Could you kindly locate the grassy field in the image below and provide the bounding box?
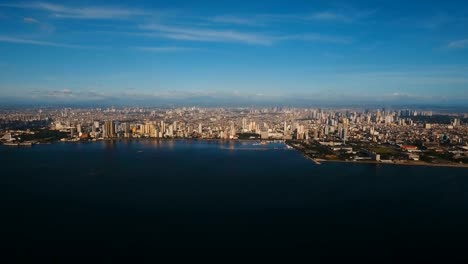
[367,146,400,155]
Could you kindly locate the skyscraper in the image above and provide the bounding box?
[341,127,348,144]
[104,120,115,138]
[122,123,130,138]
[230,123,235,137]
[161,121,165,134]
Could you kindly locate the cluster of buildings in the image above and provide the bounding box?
[1,107,467,164]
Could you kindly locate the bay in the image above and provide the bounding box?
[1,140,467,259]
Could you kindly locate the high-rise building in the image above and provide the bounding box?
[104,120,115,138]
[230,123,235,137]
[152,126,159,138]
[161,120,165,133]
[122,123,130,138]
[341,127,348,144]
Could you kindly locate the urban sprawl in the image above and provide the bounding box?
[1,107,467,167]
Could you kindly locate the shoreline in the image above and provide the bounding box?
[2,138,467,168]
[288,142,468,169]
[318,159,468,168]
[1,137,279,144]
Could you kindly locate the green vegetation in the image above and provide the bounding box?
[286,140,334,159]
[367,146,399,155]
[237,133,260,140]
[19,130,68,143]
[419,150,467,164]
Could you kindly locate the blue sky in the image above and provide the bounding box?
[0,0,467,105]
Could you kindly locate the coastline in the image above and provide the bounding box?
[2,138,467,169]
[286,142,468,169]
[1,137,278,145]
[318,159,468,168]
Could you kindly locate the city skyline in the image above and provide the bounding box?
[1,105,467,167]
[0,0,467,105]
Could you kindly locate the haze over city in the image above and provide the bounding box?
[0,0,467,106]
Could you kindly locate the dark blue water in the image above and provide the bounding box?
[1,140,468,260]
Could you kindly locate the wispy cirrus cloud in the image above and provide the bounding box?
[258,9,372,24]
[208,15,264,26]
[1,2,149,19]
[23,17,39,23]
[306,11,353,22]
[278,33,353,44]
[139,23,352,45]
[206,10,370,27]
[0,35,86,48]
[136,46,198,52]
[22,16,55,33]
[1,2,362,47]
[447,39,468,49]
[140,24,274,45]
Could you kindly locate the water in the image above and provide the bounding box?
[1,140,467,260]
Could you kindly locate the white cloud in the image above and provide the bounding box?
[278,33,353,44]
[201,10,365,28]
[22,16,55,33]
[136,46,197,52]
[1,2,148,19]
[209,15,262,26]
[139,24,352,45]
[2,2,362,47]
[23,17,39,23]
[307,12,352,22]
[0,35,85,48]
[258,9,372,24]
[140,24,273,45]
[448,39,468,49]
